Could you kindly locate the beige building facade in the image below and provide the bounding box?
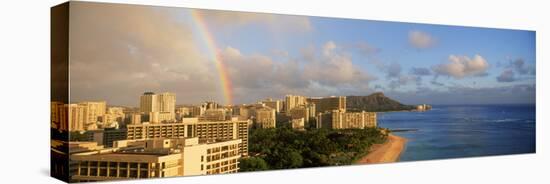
[317,110,377,129]
[126,119,250,156]
[69,137,241,182]
[284,95,307,114]
[254,107,276,128]
[308,96,346,114]
[140,92,176,120]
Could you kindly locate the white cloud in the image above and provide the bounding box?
[303,41,375,86]
[409,30,436,49]
[218,42,375,103]
[432,54,489,79]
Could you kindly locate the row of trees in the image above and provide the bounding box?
[239,127,386,171]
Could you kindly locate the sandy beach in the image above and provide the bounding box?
[356,134,408,164]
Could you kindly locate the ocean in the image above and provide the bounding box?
[378,104,536,161]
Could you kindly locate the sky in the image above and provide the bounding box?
[68,2,536,106]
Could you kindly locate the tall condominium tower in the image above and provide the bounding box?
[284,95,307,114]
[139,92,176,122]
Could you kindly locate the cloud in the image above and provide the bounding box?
[218,41,375,103]
[386,62,402,78]
[430,80,445,87]
[388,75,420,89]
[409,30,436,49]
[410,67,432,76]
[432,54,489,79]
[69,2,224,106]
[386,84,535,105]
[354,42,380,56]
[372,62,425,89]
[70,0,372,107]
[195,9,312,33]
[497,69,516,82]
[303,41,375,86]
[508,58,535,75]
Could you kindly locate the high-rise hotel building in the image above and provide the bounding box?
[140,92,158,112]
[68,104,85,131]
[51,101,68,131]
[126,118,250,156]
[60,101,106,131]
[140,92,176,123]
[79,101,107,126]
[316,110,377,129]
[254,107,276,128]
[308,96,346,114]
[284,95,307,114]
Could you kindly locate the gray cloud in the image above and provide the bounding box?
[354,42,381,56]
[69,2,223,106]
[509,58,535,75]
[495,58,534,83]
[432,54,490,79]
[410,67,432,76]
[386,62,402,78]
[409,30,436,49]
[387,84,535,105]
[497,69,516,82]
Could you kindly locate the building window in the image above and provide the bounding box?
[201,156,204,162]
[201,164,204,171]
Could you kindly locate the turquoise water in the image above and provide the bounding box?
[378,104,536,161]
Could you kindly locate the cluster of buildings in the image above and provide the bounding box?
[416,104,432,111]
[53,92,378,182]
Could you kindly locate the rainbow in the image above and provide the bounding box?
[189,10,233,105]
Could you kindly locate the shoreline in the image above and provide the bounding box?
[355,134,408,164]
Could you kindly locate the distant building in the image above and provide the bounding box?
[284,95,307,114]
[254,107,276,128]
[68,104,85,131]
[140,92,158,112]
[289,104,315,124]
[78,101,107,130]
[149,111,174,124]
[202,101,219,110]
[308,96,346,113]
[70,128,127,148]
[316,110,377,129]
[199,109,229,121]
[261,98,283,113]
[69,137,241,182]
[175,107,190,120]
[140,92,176,120]
[102,107,125,125]
[103,128,127,147]
[237,106,252,121]
[291,118,305,130]
[189,105,206,117]
[128,113,141,125]
[51,101,68,131]
[416,104,432,111]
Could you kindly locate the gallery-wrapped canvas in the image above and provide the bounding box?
[51,1,536,183]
